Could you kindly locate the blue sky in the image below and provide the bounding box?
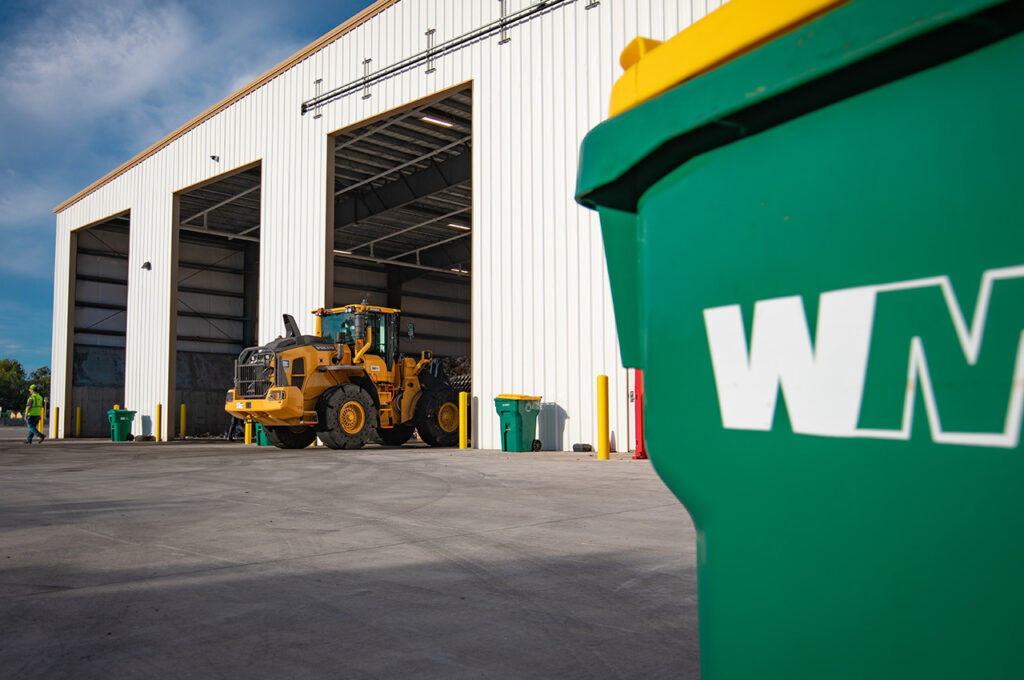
[0,0,373,371]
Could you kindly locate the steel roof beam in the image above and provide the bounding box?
[333,100,440,153]
[335,156,396,176]
[333,251,468,277]
[335,152,470,228]
[341,138,426,166]
[344,125,450,159]
[366,122,466,150]
[389,231,470,260]
[178,224,260,243]
[334,136,470,197]
[181,183,260,224]
[341,206,468,251]
[413,191,471,209]
[332,93,470,153]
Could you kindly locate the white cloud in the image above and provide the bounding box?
[0,224,54,279]
[0,1,198,125]
[0,0,310,283]
[228,70,262,93]
[0,173,63,229]
[0,0,313,157]
[0,0,350,366]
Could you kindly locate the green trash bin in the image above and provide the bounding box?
[254,422,272,447]
[493,394,542,452]
[577,1,1024,678]
[106,409,136,442]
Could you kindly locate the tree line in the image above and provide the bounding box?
[0,359,50,412]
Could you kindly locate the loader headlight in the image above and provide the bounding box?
[225,390,235,402]
[268,389,286,401]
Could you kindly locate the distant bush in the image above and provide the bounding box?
[0,359,49,412]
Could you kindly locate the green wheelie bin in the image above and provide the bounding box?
[254,422,273,446]
[576,0,1024,678]
[107,409,136,442]
[494,394,542,452]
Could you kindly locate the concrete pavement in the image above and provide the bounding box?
[0,428,698,679]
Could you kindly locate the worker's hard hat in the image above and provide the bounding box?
[29,384,36,390]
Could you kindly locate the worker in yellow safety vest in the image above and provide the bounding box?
[24,384,45,444]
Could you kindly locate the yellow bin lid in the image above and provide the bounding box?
[610,0,849,116]
[496,394,542,401]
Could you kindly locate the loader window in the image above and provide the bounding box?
[321,313,356,346]
[320,311,388,360]
[368,313,388,356]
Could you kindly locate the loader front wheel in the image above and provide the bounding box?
[317,384,377,450]
[264,425,317,449]
[414,386,459,447]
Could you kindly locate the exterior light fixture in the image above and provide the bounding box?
[141,261,152,270]
[334,249,352,255]
[421,116,454,127]
[448,223,470,230]
[449,267,469,274]
[210,155,220,162]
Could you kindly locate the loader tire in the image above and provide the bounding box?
[414,386,459,447]
[377,424,414,447]
[317,384,377,450]
[264,425,316,449]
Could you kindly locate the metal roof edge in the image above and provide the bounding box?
[54,0,401,215]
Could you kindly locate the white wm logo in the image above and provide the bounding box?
[703,265,1024,448]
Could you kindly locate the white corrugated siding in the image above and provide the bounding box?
[52,0,724,446]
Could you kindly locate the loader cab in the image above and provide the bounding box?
[315,304,399,368]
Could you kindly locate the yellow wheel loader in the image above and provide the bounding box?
[225,303,461,450]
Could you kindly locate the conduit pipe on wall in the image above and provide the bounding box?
[301,0,586,114]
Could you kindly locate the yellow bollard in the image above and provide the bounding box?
[156,403,162,442]
[53,406,59,439]
[244,419,253,445]
[459,391,469,449]
[75,406,81,438]
[41,406,46,438]
[180,404,186,439]
[597,375,610,460]
[114,404,120,410]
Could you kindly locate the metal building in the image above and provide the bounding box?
[51,0,721,448]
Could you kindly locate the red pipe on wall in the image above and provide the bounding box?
[633,370,647,460]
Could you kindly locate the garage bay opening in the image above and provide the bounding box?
[68,211,130,436]
[327,86,473,422]
[172,163,261,438]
